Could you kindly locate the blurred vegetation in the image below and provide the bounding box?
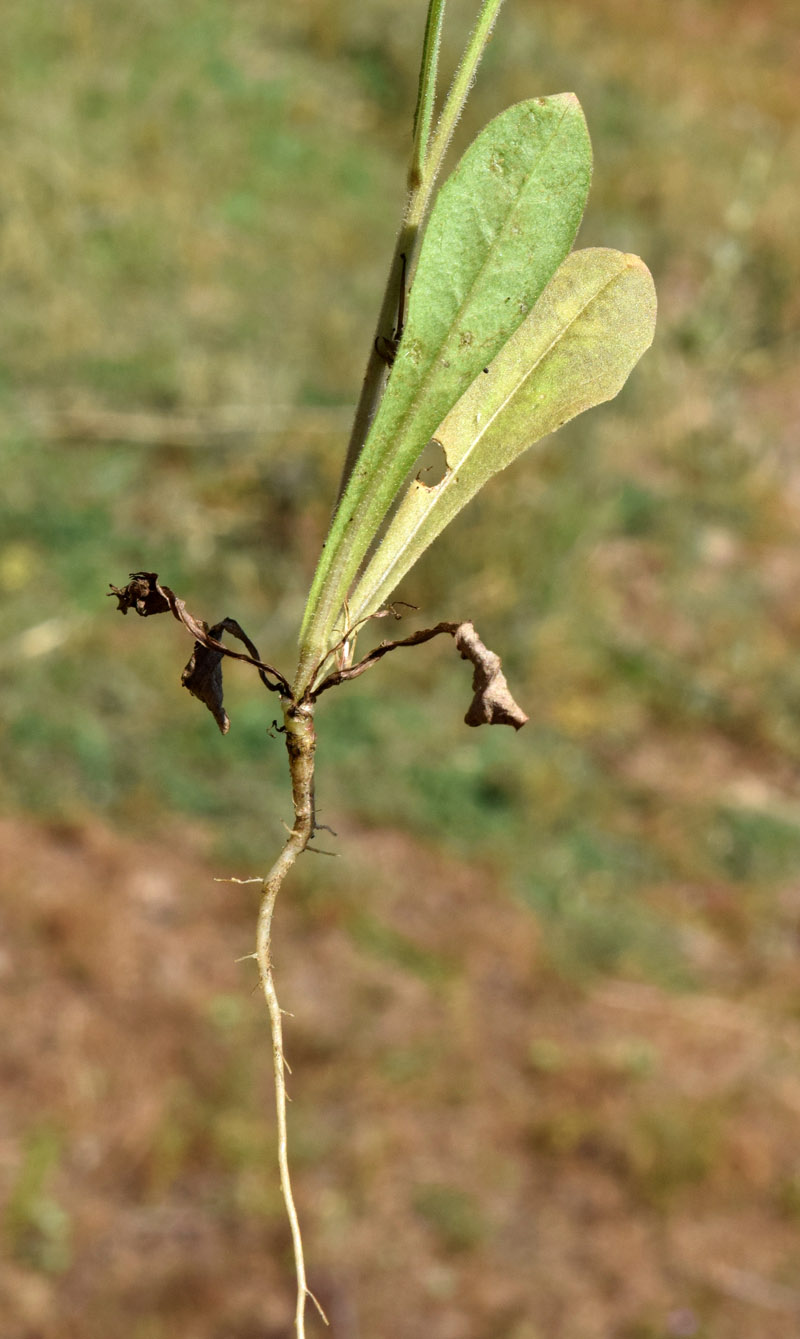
[2,0,800,989]
[4,1124,72,1274]
[3,5,800,1335]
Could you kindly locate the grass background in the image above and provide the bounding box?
[2,1,800,1335]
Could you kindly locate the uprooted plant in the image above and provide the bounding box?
[109,1,656,1333]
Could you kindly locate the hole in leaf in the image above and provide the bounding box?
[414,438,449,488]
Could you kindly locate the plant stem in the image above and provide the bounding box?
[296,0,507,697]
[330,221,414,512]
[332,0,505,515]
[423,0,505,199]
[256,698,326,1337]
[410,0,447,189]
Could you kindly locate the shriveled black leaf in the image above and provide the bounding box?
[108,572,291,731]
[108,572,291,704]
[108,571,170,617]
[109,574,527,729]
[181,622,230,734]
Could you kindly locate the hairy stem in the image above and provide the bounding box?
[331,220,415,512]
[332,0,505,515]
[410,0,447,188]
[423,0,505,195]
[256,698,326,1337]
[297,1,507,696]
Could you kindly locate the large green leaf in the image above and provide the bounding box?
[347,248,657,625]
[298,94,593,674]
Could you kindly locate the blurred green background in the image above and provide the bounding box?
[3,2,800,1336]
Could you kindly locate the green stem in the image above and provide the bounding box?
[297,0,507,697]
[423,0,506,198]
[410,0,447,189]
[332,0,446,518]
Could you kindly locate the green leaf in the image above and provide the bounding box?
[298,94,593,678]
[348,248,657,624]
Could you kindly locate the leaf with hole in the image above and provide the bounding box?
[299,93,593,666]
[347,248,657,624]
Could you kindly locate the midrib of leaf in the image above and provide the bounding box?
[421,98,573,338]
[350,263,626,614]
[387,99,577,430]
[353,100,577,492]
[348,250,658,628]
[445,265,622,449]
[299,99,587,669]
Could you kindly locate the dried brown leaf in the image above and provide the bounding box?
[108,572,290,730]
[454,622,529,730]
[181,623,230,735]
[108,572,170,617]
[316,616,527,729]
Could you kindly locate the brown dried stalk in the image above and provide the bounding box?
[109,571,526,1335]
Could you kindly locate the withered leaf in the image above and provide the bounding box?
[453,622,529,730]
[181,621,230,735]
[315,616,527,729]
[108,572,170,617]
[108,572,291,730]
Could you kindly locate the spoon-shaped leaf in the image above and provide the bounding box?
[347,248,657,627]
[298,93,593,677]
